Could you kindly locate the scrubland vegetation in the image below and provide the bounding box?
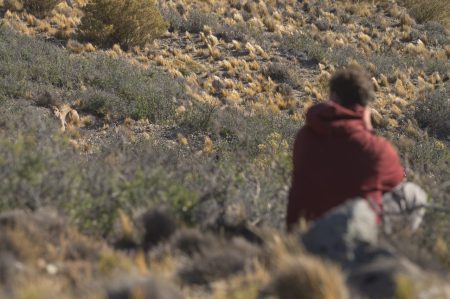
[0,0,448,298]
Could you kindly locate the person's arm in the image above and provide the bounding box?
[377,140,405,192]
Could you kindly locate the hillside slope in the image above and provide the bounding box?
[0,0,449,298]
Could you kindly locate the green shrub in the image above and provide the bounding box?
[77,0,168,49]
[22,0,60,18]
[0,26,181,122]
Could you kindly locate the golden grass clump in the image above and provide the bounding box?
[77,0,168,49]
[271,255,349,299]
[67,39,85,54]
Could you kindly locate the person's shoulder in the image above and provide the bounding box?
[369,134,400,160]
[296,123,315,139]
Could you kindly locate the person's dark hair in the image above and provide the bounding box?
[329,66,375,108]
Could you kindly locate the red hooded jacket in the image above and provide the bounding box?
[287,101,404,231]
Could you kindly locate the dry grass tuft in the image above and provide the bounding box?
[271,255,349,299]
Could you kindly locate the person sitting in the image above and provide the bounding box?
[286,66,426,232]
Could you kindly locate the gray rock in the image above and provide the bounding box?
[348,246,422,299]
[382,182,428,234]
[302,199,378,265]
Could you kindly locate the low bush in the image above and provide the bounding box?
[0,26,181,122]
[280,33,327,64]
[162,9,220,34]
[3,0,24,12]
[423,22,450,47]
[414,85,450,140]
[262,62,303,88]
[22,0,60,18]
[263,63,292,84]
[402,0,450,27]
[77,0,167,49]
[183,10,219,34]
[160,7,185,33]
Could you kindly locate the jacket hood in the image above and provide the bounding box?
[306,101,367,136]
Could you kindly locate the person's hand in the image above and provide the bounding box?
[363,107,373,131]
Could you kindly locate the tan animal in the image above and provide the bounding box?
[52,104,80,132]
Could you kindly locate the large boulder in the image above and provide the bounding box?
[300,198,432,299]
[302,198,378,266]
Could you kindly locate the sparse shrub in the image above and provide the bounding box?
[414,85,450,140]
[178,102,217,134]
[22,0,60,18]
[161,8,223,35]
[276,83,293,96]
[77,0,167,49]
[3,0,23,12]
[391,132,449,184]
[402,0,450,27]
[209,107,298,157]
[263,63,291,83]
[215,22,250,42]
[262,62,302,88]
[255,131,291,167]
[171,228,216,256]
[0,26,181,122]
[184,10,219,33]
[178,237,259,285]
[327,47,435,78]
[78,89,112,117]
[280,33,326,64]
[160,6,185,33]
[423,22,450,46]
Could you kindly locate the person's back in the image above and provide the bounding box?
[287,66,404,231]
